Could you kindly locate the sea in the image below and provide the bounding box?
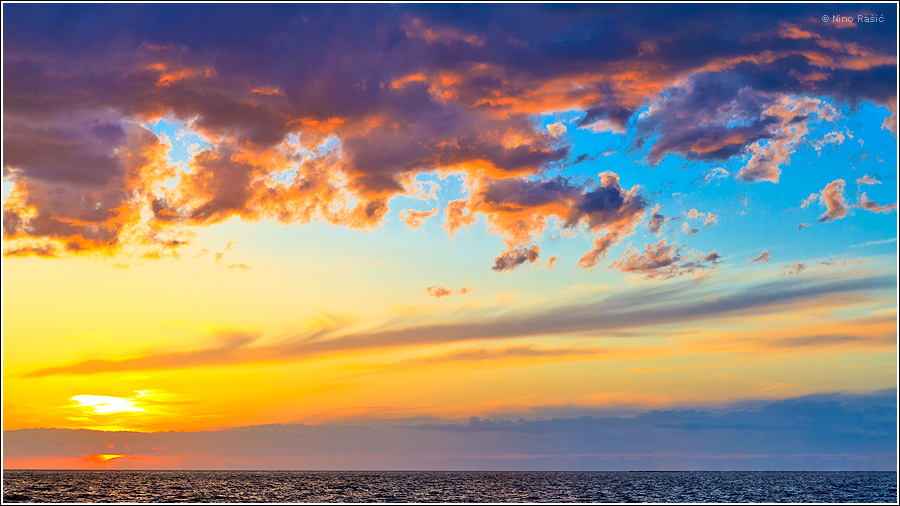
[2,470,897,503]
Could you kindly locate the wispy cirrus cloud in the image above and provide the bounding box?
[24,269,895,377]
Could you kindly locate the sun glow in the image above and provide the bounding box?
[88,454,128,462]
[71,395,146,414]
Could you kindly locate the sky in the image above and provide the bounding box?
[2,3,898,471]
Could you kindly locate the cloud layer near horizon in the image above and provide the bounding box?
[4,390,895,471]
[3,4,896,267]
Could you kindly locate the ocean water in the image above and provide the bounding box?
[2,470,897,503]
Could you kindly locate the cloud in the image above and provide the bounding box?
[800,193,819,208]
[574,173,648,269]
[857,193,897,215]
[635,72,846,185]
[23,269,896,377]
[406,344,606,367]
[3,113,186,257]
[227,263,251,270]
[4,4,894,262]
[4,390,895,471]
[442,199,476,237]
[546,256,558,270]
[426,286,453,298]
[810,130,846,156]
[637,73,780,165]
[546,122,567,137]
[817,179,850,222]
[466,172,647,268]
[476,173,643,243]
[702,167,729,185]
[25,333,263,377]
[403,16,484,47]
[399,208,439,229]
[850,238,897,248]
[737,96,837,183]
[581,119,625,135]
[215,240,235,263]
[685,208,717,227]
[798,223,811,230]
[817,254,862,268]
[856,175,881,186]
[425,285,473,298]
[810,179,849,223]
[750,251,771,264]
[609,239,720,280]
[647,204,667,236]
[410,390,897,438]
[491,245,540,272]
[800,175,897,223]
[682,222,699,235]
[2,244,58,258]
[572,151,615,165]
[782,262,806,276]
[882,96,898,136]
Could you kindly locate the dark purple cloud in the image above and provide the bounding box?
[468,173,647,266]
[491,245,541,272]
[3,3,896,259]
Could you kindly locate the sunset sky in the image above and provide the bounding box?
[2,3,898,470]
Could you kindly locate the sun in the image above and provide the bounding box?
[71,395,146,415]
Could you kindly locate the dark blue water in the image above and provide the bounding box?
[2,470,897,502]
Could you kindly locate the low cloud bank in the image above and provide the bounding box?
[4,390,895,471]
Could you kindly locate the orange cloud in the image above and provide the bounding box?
[251,87,284,96]
[425,285,473,298]
[144,62,216,87]
[399,208,438,229]
[404,17,484,47]
[443,199,476,237]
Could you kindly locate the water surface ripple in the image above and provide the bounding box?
[3,470,897,503]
